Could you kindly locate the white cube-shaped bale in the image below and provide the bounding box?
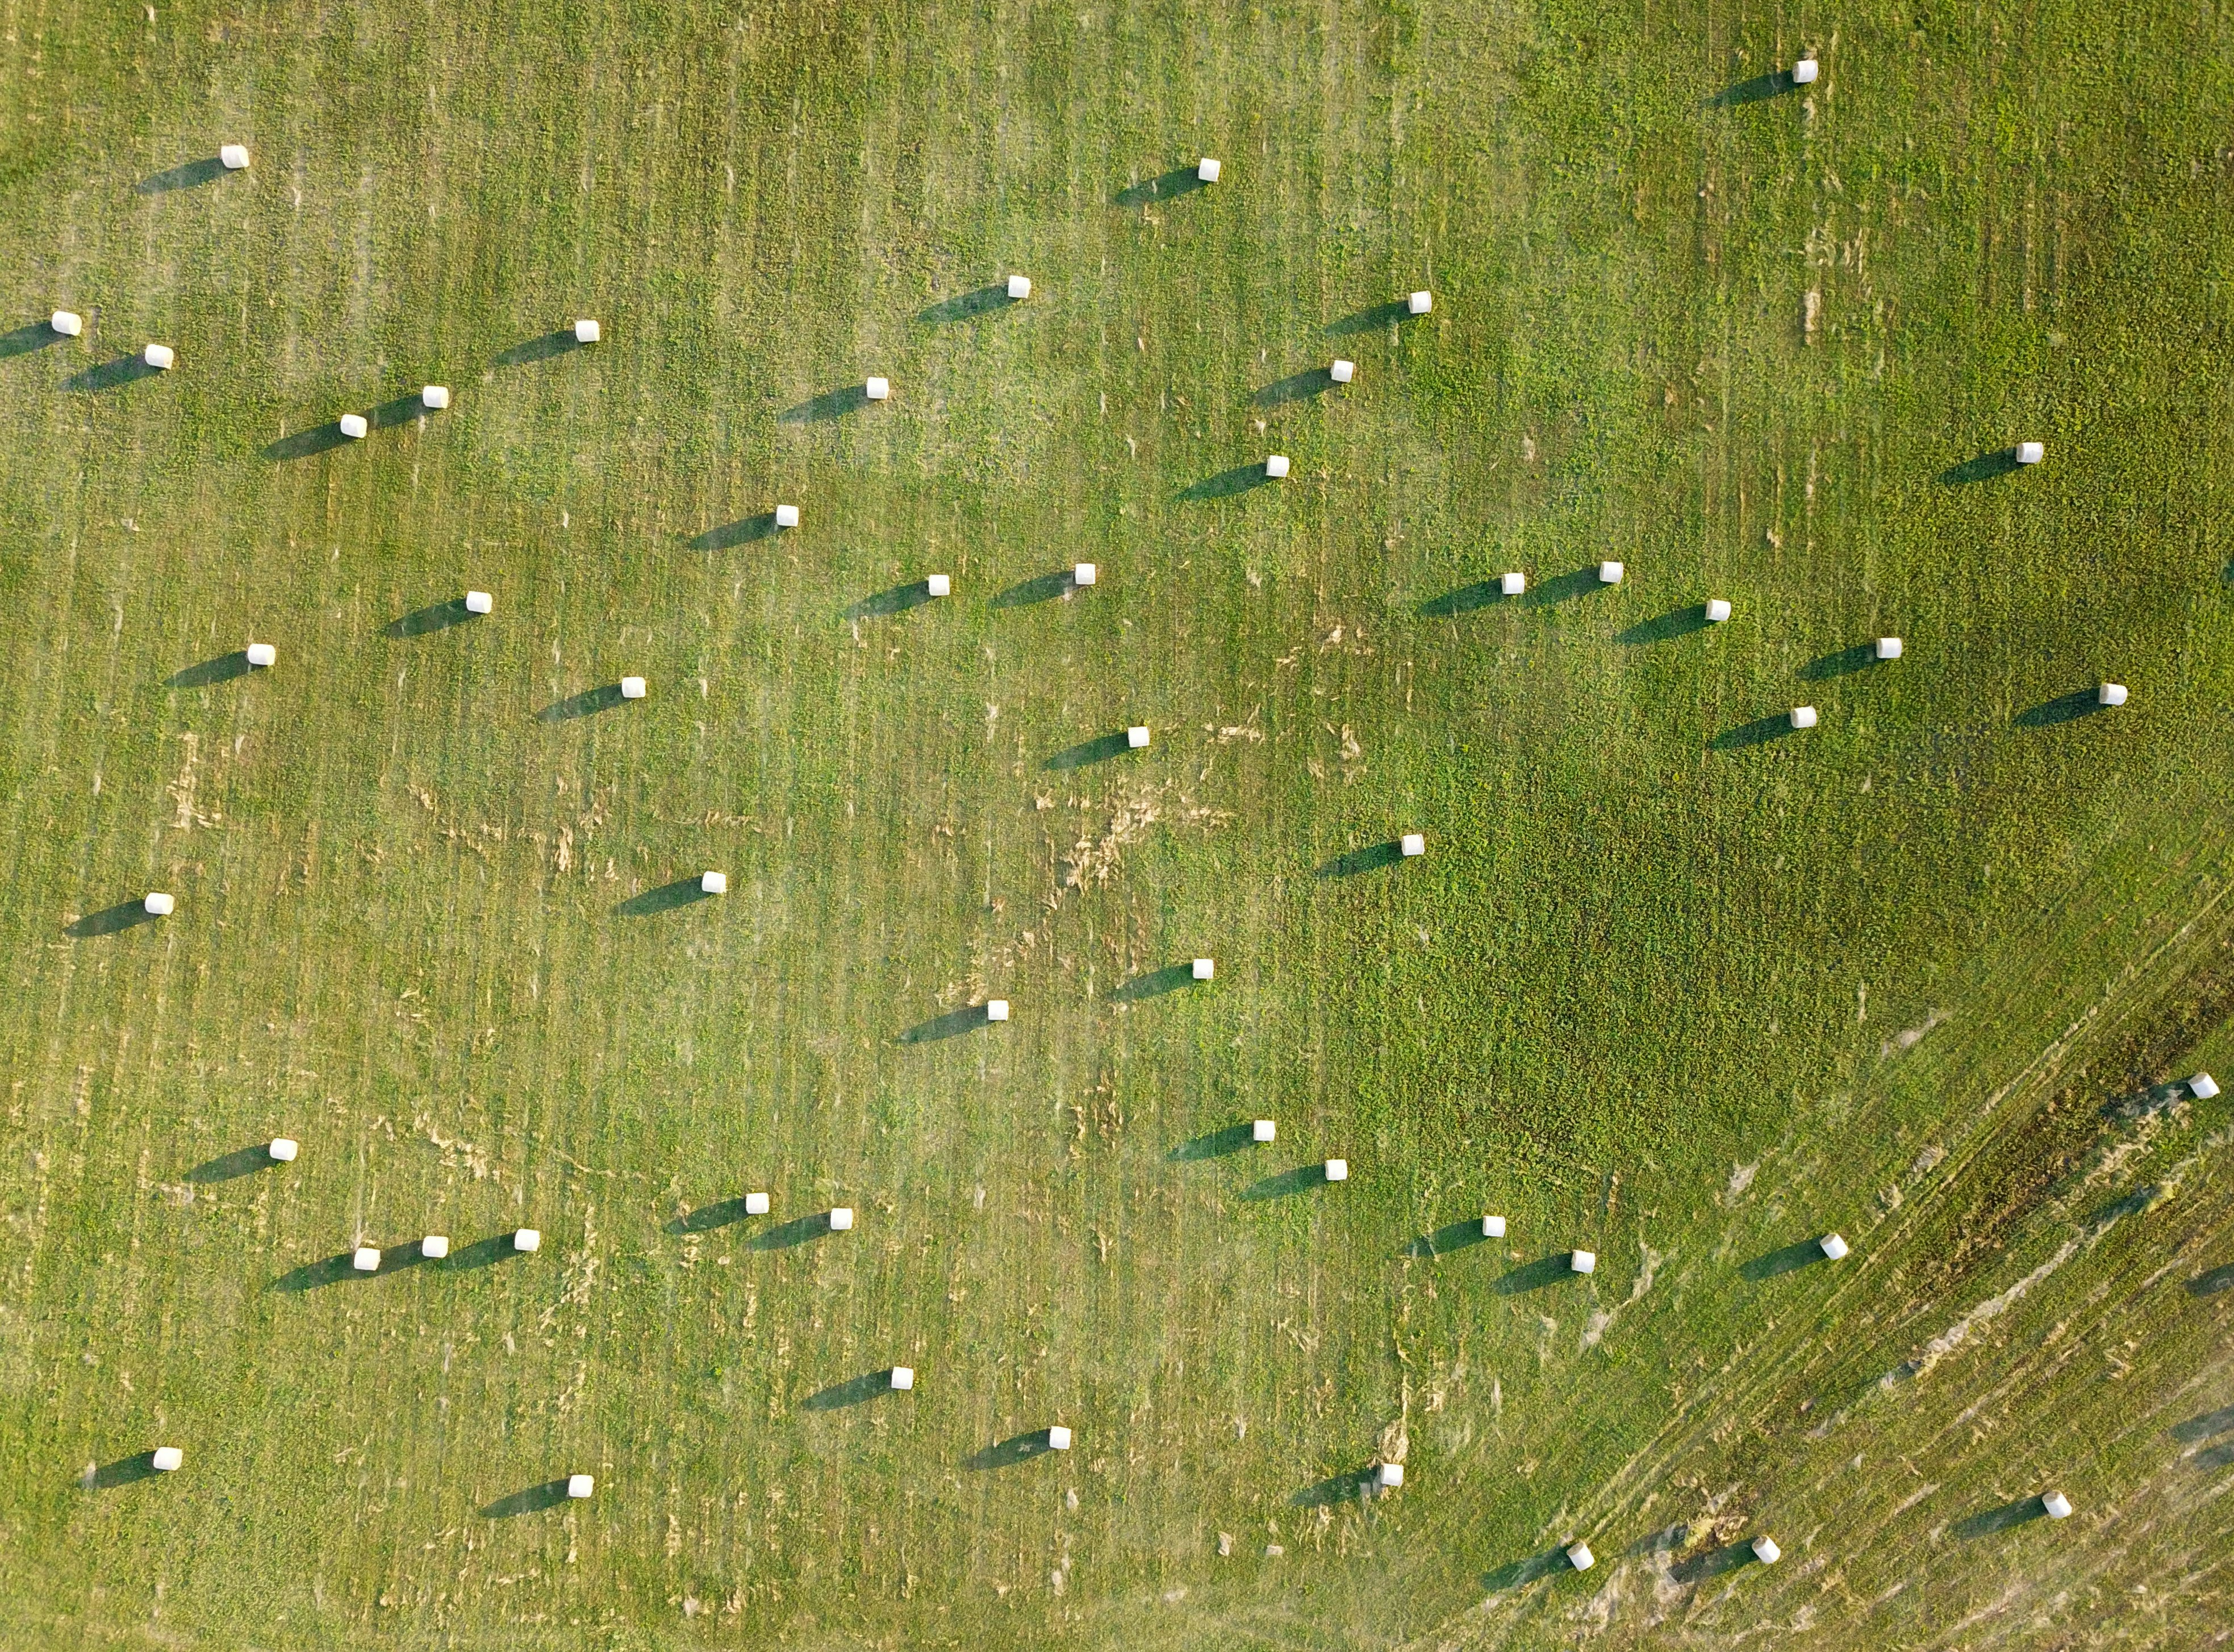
[2098,682,2128,707]
[1196,157,1221,183]
[353,1246,382,1273]
[865,376,890,401]
[220,144,251,170]
[143,891,176,916]
[1483,1214,1507,1239]
[985,999,1010,1022]
[1375,1463,1404,1488]
[1330,358,1355,384]
[573,319,600,344]
[1752,1535,1783,1564]
[1598,560,1624,583]
[1007,275,1032,300]
[1571,1249,1597,1274]
[774,503,800,528]
[2190,1073,2220,1101]
[2016,440,2045,465]
[1265,454,1290,479]
[51,310,82,337]
[1323,1159,1350,1182]
[926,574,951,597]
[465,590,494,615]
[245,642,277,668]
[744,1192,771,1215]
[420,1235,449,1259]
[619,676,647,699]
[890,1366,916,1391]
[2043,1490,2073,1520]
[1792,58,1819,84]
[1501,570,1527,596]
[152,1446,185,1472]
[1706,598,1732,623]
[1790,705,1819,729]
[1567,1542,1596,1572]
[1127,725,1151,748]
[1400,833,1426,857]
[1819,1232,1850,1261]
[1192,958,1214,981]
[512,1227,541,1252]
[420,385,450,410]
[829,1207,854,1230]
[1072,562,1097,586]
[1876,636,1903,660]
[143,343,176,370]
[268,1137,298,1162]
[339,413,368,440]
[1407,290,1433,315]
[700,871,728,896]
[567,1474,595,1499]
[1252,1119,1276,1142]
[1047,1425,1074,1450]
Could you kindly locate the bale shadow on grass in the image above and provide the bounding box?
[268,1252,360,1293]
[166,651,252,688]
[1315,841,1403,878]
[263,423,353,461]
[989,570,1076,610]
[185,1145,279,1183]
[1419,582,1510,618]
[1046,731,1135,771]
[1252,369,1337,408]
[1491,1254,1578,1295]
[1168,1123,1257,1162]
[1526,566,1611,606]
[495,331,583,368]
[899,1005,993,1044]
[802,1371,902,1411]
[779,384,872,424]
[1239,1164,1335,1202]
[1799,643,1880,681]
[1705,70,1796,107]
[482,1480,571,1518]
[2187,1262,2234,1297]
[1108,964,1195,1003]
[445,1234,529,1272]
[1710,715,1799,752]
[83,1452,162,1490]
[1953,1496,2048,1540]
[1291,1470,1369,1507]
[2171,1404,2234,1445]
[614,878,716,917]
[1113,167,1208,207]
[1403,1220,1496,1260]
[536,684,627,723]
[665,1198,758,1236]
[1326,299,1413,336]
[1740,1240,1828,1281]
[1179,464,1275,502]
[1670,1543,1759,1584]
[963,1430,1064,1470]
[368,394,432,431]
[844,581,940,619]
[1939,448,2022,486]
[2196,1441,2234,1471]
[137,156,229,194]
[690,514,780,552]
[383,599,475,639]
[68,356,162,393]
[2014,691,2103,728]
[1482,1547,1573,1591]
[0,320,66,358]
[748,1214,836,1251]
[1617,606,1713,646]
[66,901,162,938]
[918,285,1019,324]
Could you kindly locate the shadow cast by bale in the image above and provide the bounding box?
[481,1480,571,1518]
[1291,1470,1370,1508]
[83,1452,163,1490]
[185,1145,279,1183]
[1046,732,1135,771]
[383,599,475,640]
[1315,841,1403,879]
[1705,70,1795,107]
[990,570,1076,610]
[263,423,352,461]
[1252,369,1337,408]
[1492,1254,1577,1295]
[1239,1164,1335,1202]
[366,394,430,431]
[1710,715,1798,752]
[748,1214,835,1251]
[779,385,872,424]
[1419,582,1509,618]
[802,1371,902,1411]
[536,685,627,723]
[66,901,162,938]
[68,356,162,393]
[1617,606,1713,646]
[918,285,1018,324]
[1168,1123,1256,1162]
[1953,1497,2047,1540]
[1740,1240,1827,1281]
[166,651,252,688]
[665,1198,757,1236]
[690,514,779,552]
[2172,1404,2234,1445]
[1113,166,1208,207]
[268,1252,361,1294]
[964,1430,1065,1470]
[1525,566,1609,607]
[0,320,65,359]
[1482,1548,1572,1591]
[2197,1440,2234,1471]
[844,581,940,619]
[1671,1543,1759,1584]
[445,1234,527,1272]
[495,331,582,368]
[1179,464,1275,502]
[615,878,716,917]
[1326,299,1412,337]
[899,1004,992,1044]
[1940,448,2022,486]
[2014,690,2102,729]
[2187,1262,2234,1297]
[1404,1220,1496,1260]
[1800,643,1880,681]
[1109,964,1195,1003]
[137,156,228,194]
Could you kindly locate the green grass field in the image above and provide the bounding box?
[6,2,2234,1647]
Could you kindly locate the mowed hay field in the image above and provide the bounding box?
[5,2,2234,1648]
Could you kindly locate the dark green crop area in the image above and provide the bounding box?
[5,3,2234,1648]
